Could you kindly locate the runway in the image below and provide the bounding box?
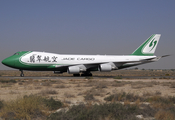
[1,76,175,80]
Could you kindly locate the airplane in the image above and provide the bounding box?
[2,34,167,77]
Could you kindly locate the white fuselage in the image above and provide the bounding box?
[20,51,156,67]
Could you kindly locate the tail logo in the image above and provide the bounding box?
[149,38,157,52]
[132,34,160,56]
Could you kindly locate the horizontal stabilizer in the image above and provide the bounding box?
[161,55,171,58]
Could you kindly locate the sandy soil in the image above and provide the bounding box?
[0,77,175,106]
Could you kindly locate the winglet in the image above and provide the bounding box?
[131,34,161,56]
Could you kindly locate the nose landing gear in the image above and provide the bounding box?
[20,70,24,77]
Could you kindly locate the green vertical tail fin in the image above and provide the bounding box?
[131,34,161,56]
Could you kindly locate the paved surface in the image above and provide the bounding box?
[1,76,175,80]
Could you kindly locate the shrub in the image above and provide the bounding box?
[155,91,162,95]
[147,96,171,104]
[39,89,58,95]
[169,96,175,104]
[48,103,139,120]
[146,96,175,109]
[0,79,17,83]
[42,97,63,110]
[155,110,175,120]
[0,100,3,109]
[165,73,170,76]
[84,94,95,101]
[104,92,143,102]
[114,75,122,79]
[142,92,153,97]
[85,87,106,97]
[0,95,47,120]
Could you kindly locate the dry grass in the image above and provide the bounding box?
[84,79,98,87]
[54,84,67,88]
[170,82,175,88]
[75,83,81,87]
[1,84,12,88]
[39,89,58,95]
[161,82,172,86]
[142,91,154,97]
[84,80,109,89]
[84,94,95,101]
[64,92,75,98]
[9,90,18,94]
[0,95,48,120]
[124,100,130,105]
[131,81,158,89]
[34,86,42,89]
[155,91,162,95]
[155,110,175,120]
[84,87,107,97]
[0,70,175,119]
[40,82,52,86]
[152,102,172,109]
[104,92,143,102]
[112,80,130,87]
[147,96,175,110]
[95,81,108,89]
[18,82,23,85]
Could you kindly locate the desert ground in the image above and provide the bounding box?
[0,69,175,120]
[0,69,174,101]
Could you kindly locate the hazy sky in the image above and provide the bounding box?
[0,0,175,70]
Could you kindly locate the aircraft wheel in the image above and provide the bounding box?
[20,70,24,77]
[89,73,92,76]
[73,74,80,77]
[20,73,24,77]
[81,73,92,76]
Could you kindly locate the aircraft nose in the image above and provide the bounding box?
[2,57,15,67]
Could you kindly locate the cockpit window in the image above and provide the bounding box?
[13,53,19,55]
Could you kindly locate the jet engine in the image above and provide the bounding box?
[99,63,112,72]
[67,66,80,74]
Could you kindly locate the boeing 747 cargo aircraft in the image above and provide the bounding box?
[2,34,166,77]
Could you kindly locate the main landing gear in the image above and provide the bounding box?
[73,74,80,77]
[81,72,92,76]
[73,72,92,77]
[20,70,24,77]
